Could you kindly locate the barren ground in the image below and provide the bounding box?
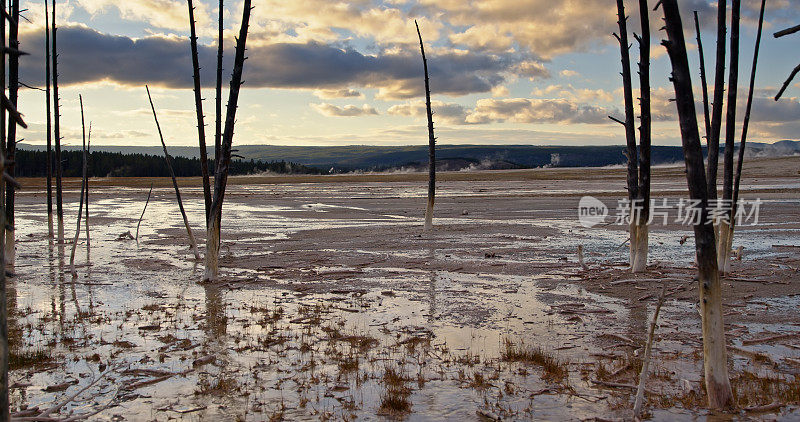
[7,156,800,421]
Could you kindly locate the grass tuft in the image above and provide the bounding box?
[501,338,568,382]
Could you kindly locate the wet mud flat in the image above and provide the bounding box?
[7,157,800,420]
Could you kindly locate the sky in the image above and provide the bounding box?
[12,0,800,149]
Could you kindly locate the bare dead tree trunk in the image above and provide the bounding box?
[694,11,712,143]
[146,85,201,261]
[633,286,666,417]
[5,0,18,269]
[85,124,91,250]
[631,0,651,273]
[136,183,153,243]
[188,0,211,223]
[1,3,8,416]
[718,0,740,275]
[415,20,436,232]
[204,0,252,282]
[660,0,733,409]
[52,0,64,244]
[215,0,223,169]
[728,0,765,269]
[706,0,727,203]
[70,95,88,279]
[614,0,640,269]
[45,0,54,240]
[213,0,224,247]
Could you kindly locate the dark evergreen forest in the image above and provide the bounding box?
[14,149,325,177]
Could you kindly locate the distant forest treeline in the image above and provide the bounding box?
[14,149,326,178]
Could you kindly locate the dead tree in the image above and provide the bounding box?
[85,124,91,249]
[0,8,5,415]
[136,183,153,242]
[612,0,652,272]
[0,2,26,416]
[212,0,224,247]
[188,0,211,222]
[215,0,224,168]
[728,0,766,272]
[45,0,54,239]
[52,0,65,244]
[70,96,88,279]
[706,0,727,203]
[415,20,436,232]
[5,0,19,268]
[774,20,800,100]
[660,0,733,409]
[694,11,712,142]
[632,0,651,273]
[718,0,740,275]
[146,85,200,261]
[204,0,252,282]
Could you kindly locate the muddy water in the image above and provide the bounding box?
[8,180,800,420]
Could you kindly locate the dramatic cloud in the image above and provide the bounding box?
[20,26,514,99]
[311,103,378,117]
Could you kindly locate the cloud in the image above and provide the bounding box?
[514,61,550,80]
[560,70,579,77]
[75,0,209,31]
[313,88,364,99]
[387,100,469,124]
[311,103,378,117]
[19,26,513,99]
[465,98,611,124]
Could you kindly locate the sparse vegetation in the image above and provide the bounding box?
[501,338,568,382]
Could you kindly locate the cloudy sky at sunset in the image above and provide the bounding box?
[14,0,800,149]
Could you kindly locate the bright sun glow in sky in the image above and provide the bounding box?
[13,0,800,148]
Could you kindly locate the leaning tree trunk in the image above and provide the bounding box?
[146,86,201,261]
[204,0,252,282]
[706,0,727,205]
[5,0,19,268]
[718,0,740,275]
[614,0,640,269]
[661,0,733,409]
[45,0,54,239]
[52,0,65,244]
[188,0,211,222]
[729,0,766,269]
[632,0,651,273]
[415,21,436,232]
[694,11,712,144]
[70,95,88,279]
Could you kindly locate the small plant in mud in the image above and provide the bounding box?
[501,338,568,382]
[197,375,239,396]
[9,348,52,370]
[469,371,492,390]
[338,354,360,373]
[378,365,412,416]
[452,351,481,367]
[731,370,800,409]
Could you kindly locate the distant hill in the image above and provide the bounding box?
[18,141,799,173]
